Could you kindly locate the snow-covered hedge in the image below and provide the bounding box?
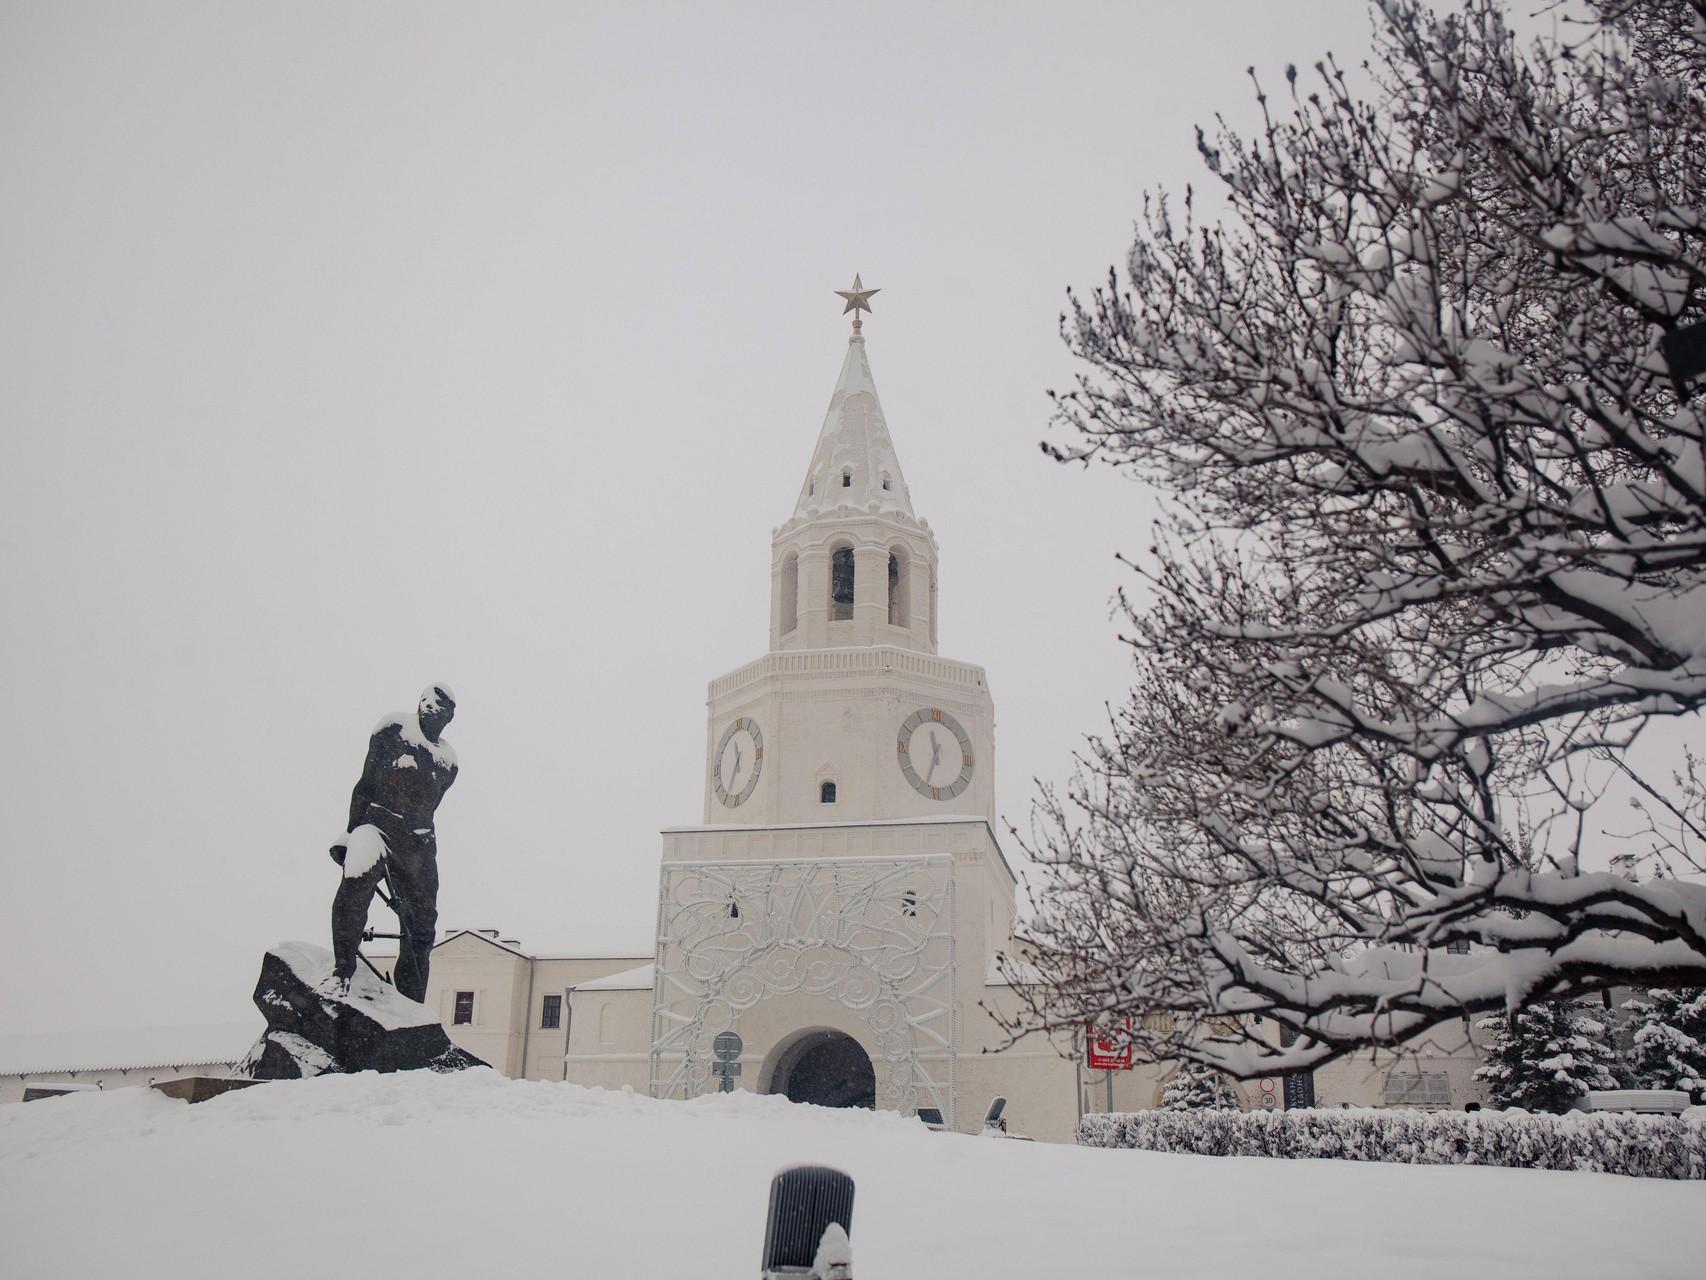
[1078,1107,1706,1180]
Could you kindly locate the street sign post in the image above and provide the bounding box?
[712,1031,743,1094]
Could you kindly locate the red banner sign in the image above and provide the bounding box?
[1087,1024,1132,1072]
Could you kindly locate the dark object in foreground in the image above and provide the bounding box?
[237,942,486,1079]
[151,1076,261,1104]
[761,1164,854,1278]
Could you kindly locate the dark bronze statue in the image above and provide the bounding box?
[329,684,458,1002]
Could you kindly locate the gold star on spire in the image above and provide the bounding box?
[835,273,880,333]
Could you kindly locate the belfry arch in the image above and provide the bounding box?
[779,551,799,635]
[829,544,856,621]
[887,546,910,628]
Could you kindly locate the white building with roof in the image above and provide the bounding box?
[0,1023,258,1103]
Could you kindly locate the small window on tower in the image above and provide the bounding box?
[820,780,837,804]
[842,468,852,488]
[728,897,741,920]
[901,890,918,918]
[881,473,892,491]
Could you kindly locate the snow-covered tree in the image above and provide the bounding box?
[1160,1060,1245,1111]
[1474,1002,1622,1112]
[1625,987,1706,1094]
[1000,0,1706,1079]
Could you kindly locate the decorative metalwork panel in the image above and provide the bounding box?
[649,855,956,1127]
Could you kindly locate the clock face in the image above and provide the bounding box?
[712,717,764,808]
[897,708,974,800]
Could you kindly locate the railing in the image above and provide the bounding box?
[708,647,987,700]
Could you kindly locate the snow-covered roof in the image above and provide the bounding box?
[792,334,915,521]
[425,930,652,962]
[434,929,530,958]
[662,813,995,834]
[0,1022,260,1076]
[573,963,656,991]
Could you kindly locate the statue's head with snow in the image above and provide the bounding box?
[418,683,455,742]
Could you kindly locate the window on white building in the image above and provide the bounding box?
[453,991,475,1025]
[540,994,561,1029]
[1383,1070,1451,1108]
[820,780,837,803]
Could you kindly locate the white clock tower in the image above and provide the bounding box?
[703,284,996,828]
[638,280,1042,1132]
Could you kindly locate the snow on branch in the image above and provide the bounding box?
[1008,0,1706,1078]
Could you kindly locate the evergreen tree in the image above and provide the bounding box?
[1160,1060,1243,1111]
[1624,988,1706,1097]
[1474,1002,1621,1112]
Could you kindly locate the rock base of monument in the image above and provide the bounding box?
[237,941,486,1080]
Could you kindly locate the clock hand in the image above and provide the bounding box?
[926,733,942,784]
[731,741,743,785]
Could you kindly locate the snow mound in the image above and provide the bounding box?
[3,1072,1702,1279]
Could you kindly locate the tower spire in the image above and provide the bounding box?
[792,286,913,521]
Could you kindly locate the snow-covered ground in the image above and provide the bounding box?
[3,1070,1701,1279]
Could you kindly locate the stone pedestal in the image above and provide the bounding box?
[237,941,486,1079]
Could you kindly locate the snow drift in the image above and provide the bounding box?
[4,1070,1704,1278]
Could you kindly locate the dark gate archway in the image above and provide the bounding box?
[768,1030,876,1109]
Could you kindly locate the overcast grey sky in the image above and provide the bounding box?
[2,1,1393,1035]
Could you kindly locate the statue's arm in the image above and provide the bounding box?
[345,729,390,831]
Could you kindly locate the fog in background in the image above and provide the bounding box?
[4,2,1408,1034]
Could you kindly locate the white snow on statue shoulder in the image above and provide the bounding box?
[393,755,417,770]
[275,941,439,1028]
[339,824,389,879]
[373,708,458,769]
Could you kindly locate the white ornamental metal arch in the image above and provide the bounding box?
[649,856,956,1127]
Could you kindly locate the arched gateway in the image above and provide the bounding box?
[767,1029,876,1109]
[647,854,958,1122]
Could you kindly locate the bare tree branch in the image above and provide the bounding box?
[1003,0,1706,1078]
